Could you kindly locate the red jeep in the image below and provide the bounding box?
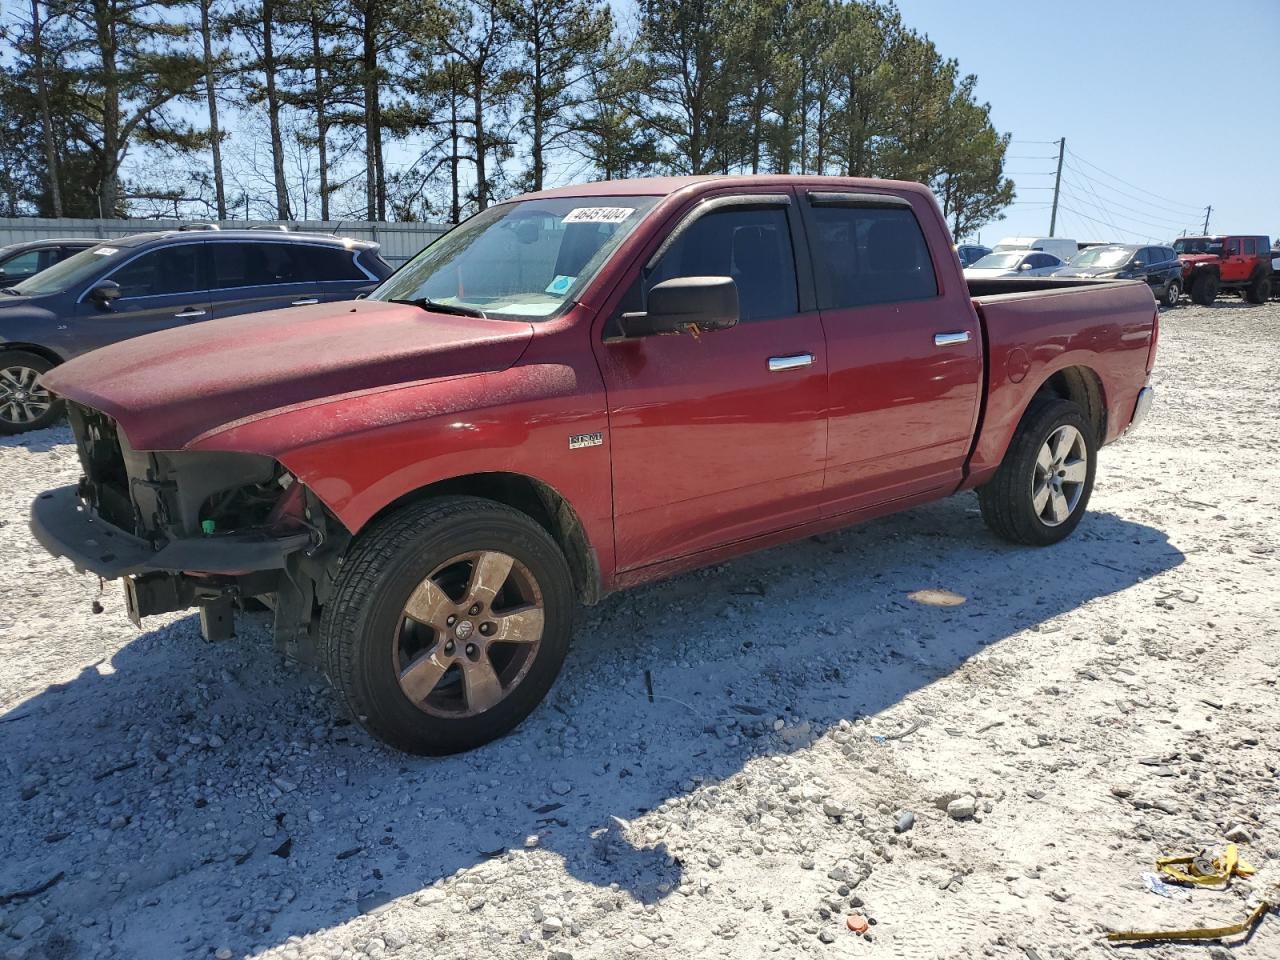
[31,175,1158,755]
[1173,235,1273,304]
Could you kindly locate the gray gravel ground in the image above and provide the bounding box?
[1,300,1277,960]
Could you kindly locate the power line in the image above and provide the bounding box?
[1062,160,1204,221]
[1062,172,1192,228]
[1065,148,1203,214]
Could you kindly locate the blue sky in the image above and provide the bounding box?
[893,0,1280,244]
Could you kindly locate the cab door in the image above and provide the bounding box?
[798,190,982,515]
[74,242,212,353]
[1220,238,1247,282]
[595,191,829,571]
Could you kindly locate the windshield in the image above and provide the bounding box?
[1069,247,1132,268]
[1173,237,1223,256]
[970,252,1024,269]
[10,244,123,296]
[371,196,660,320]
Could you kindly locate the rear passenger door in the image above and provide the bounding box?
[74,242,212,352]
[800,191,982,516]
[209,241,316,319]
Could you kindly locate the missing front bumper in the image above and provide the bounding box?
[30,484,312,579]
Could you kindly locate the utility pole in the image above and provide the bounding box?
[1048,137,1065,237]
[1202,205,1212,234]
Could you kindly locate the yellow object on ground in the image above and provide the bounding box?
[1106,900,1271,943]
[1156,843,1256,888]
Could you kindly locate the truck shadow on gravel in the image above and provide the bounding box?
[0,497,1183,958]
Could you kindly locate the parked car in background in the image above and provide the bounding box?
[0,238,98,288]
[1172,235,1273,305]
[0,230,391,433]
[992,236,1079,262]
[1054,243,1183,307]
[964,250,1064,278]
[30,174,1158,755]
[956,243,991,267]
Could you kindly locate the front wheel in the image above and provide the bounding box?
[320,496,575,755]
[978,398,1097,546]
[1190,271,1218,306]
[1161,281,1180,308]
[0,351,64,434]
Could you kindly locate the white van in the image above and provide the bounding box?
[992,236,1079,262]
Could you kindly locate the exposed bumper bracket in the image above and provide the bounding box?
[31,485,311,580]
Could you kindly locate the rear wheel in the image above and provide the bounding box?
[0,351,63,434]
[320,496,574,755]
[1245,273,1271,305]
[978,398,1097,547]
[1190,271,1218,306]
[1161,281,1180,308]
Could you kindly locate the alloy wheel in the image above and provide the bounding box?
[0,366,53,427]
[393,550,545,717]
[1032,425,1088,527]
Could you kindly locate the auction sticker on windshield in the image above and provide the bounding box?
[562,207,634,225]
[93,247,119,256]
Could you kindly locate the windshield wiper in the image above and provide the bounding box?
[0,287,22,295]
[388,297,488,319]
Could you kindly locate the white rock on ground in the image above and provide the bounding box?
[0,301,1278,959]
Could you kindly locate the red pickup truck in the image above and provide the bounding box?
[31,176,1158,754]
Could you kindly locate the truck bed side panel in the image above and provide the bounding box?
[967,281,1155,485]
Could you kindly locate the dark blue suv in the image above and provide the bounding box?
[0,230,392,432]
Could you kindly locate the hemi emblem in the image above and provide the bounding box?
[568,432,603,450]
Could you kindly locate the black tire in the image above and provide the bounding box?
[320,496,574,755]
[1190,271,1218,306]
[1245,273,1271,305]
[978,398,1097,547]
[0,350,64,434]
[1161,281,1180,308]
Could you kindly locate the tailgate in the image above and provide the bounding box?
[968,280,1156,479]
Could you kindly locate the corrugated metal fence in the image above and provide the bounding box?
[0,217,451,265]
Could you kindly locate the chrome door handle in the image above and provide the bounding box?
[934,331,971,347]
[768,353,814,372]
[174,309,207,319]
[291,298,319,306]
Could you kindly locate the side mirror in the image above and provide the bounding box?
[618,276,739,338]
[88,280,121,305]
[1131,260,1145,270]
[1018,262,1034,272]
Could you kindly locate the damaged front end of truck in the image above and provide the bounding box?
[31,403,349,657]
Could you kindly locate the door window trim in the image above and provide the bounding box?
[78,238,375,304]
[644,193,792,271]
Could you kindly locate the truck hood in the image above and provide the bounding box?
[42,300,534,451]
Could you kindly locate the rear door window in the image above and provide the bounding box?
[648,206,799,322]
[807,204,938,309]
[109,245,207,298]
[1244,238,1257,256]
[211,242,303,289]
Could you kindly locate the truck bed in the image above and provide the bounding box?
[964,277,1157,486]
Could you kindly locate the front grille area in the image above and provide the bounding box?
[67,402,137,533]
